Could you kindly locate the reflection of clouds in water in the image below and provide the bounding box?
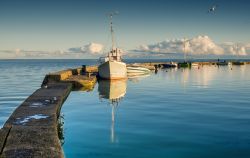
[229,64,249,80]
[240,65,247,78]
[192,66,218,88]
[180,65,219,88]
[160,67,178,81]
[181,68,189,86]
[183,65,250,88]
[159,64,250,89]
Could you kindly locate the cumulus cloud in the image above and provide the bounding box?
[68,43,104,55]
[221,42,247,56]
[0,42,105,58]
[188,36,224,55]
[135,35,250,56]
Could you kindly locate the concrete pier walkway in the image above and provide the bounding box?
[0,66,97,158]
[0,83,72,157]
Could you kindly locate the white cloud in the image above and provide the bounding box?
[187,36,224,55]
[0,42,105,59]
[221,42,247,56]
[135,35,250,56]
[68,43,104,55]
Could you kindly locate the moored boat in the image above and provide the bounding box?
[127,66,150,74]
[216,61,228,66]
[232,61,244,65]
[178,62,191,68]
[191,62,200,67]
[98,12,127,80]
[162,62,178,68]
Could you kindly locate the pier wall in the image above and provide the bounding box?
[0,66,97,158]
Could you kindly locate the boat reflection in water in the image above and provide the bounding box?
[98,79,127,143]
[127,73,150,83]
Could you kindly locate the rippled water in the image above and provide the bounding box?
[62,64,250,158]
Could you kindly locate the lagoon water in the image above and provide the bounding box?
[1,60,250,158]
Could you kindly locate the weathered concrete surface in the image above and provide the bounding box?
[42,69,74,86]
[65,75,97,91]
[83,65,98,73]
[0,127,11,156]
[0,65,97,158]
[42,66,97,87]
[0,83,72,158]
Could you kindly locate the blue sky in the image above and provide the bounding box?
[0,0,250,58]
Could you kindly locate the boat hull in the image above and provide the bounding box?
[127,67,150,74]
[98,61,127,79]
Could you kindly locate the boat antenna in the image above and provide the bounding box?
[183,38,191,62]
[108,11,119,50]
[183,38,187,62]
[235,43,239,60]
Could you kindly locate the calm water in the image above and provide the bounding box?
[0,60,250,158]
[62,64,250,158]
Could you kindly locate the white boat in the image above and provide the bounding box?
[98,12,127,80]
[191,62,200,67]
[127,66,150,74]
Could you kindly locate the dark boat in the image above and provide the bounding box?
[216,61,228,66]
[232,61,244,65]
[162,62,178,68]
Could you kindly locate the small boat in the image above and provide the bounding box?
[191,62,199,67]
[98,12,127,80]
[178,62,191,68]
[127,66,150,74]
[178,38,191,68]
[162,62,178,68]
[231,45,245,65]
[216,61,228,66]
[232,61,244,65]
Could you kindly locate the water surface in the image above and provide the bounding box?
[62,64,250,158]
[1,60,250,158]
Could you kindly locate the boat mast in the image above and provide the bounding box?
[183,38,187,62]
[235,43,239,59]
[109,12,117,50]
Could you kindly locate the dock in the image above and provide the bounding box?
[0,66,97,158]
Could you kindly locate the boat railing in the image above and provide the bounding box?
[99,57,109,64]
